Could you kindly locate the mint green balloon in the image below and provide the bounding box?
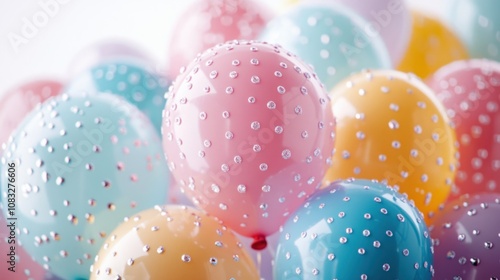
[0,93,169,280]
[259,3,391,90]
[444,0,500,61]
[65,61,169,135]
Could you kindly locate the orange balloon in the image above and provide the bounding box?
[397,11,469,79]
[90,205,259,280]
[324,70,458,219]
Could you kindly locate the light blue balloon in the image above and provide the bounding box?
[65,61,170,134]
[274,179,433,280]
[259,3,391,90]
[0,93,169,280]
[444,0,500,61]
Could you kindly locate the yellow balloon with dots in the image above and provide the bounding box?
[397,11,469,79]
[324,70,458,221]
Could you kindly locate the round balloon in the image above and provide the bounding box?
[430,193,500,279]
[0,79,62,147]
[0,93,169,279]
[427,59,500,200]
[68,39,152,76]
[397,11,469,79]
[90,205,259,280]
[259,3,391,90]
[0,212,46,280]
[65,61,170,134]
[275,179,434,279]
[443,0,500,62]
[163,40,335,246]
[167,0,271,78]
[325,70,458,219]
[280,0,411,66]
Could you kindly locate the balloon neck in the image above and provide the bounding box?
[251,235,267,250]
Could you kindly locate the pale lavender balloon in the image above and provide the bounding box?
[430,193,500,279]
[331,0,411,65]
[68,39,153,75]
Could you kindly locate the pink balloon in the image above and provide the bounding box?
[0,213,46,280]
[328,0,411,65]
[430,193,500,279]
[167,0,271,78]
[162,41,335,248]
[427,59,500,200]
[68,39,153,75]
[0,80,62,147]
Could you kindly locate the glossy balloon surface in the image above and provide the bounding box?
[430,193,500,279]
[275,179,434,279]
[163,40,335,239]
[427,59,500,199]
[0,93,169,279]
[90,205,259,280]
[325,70,458,219]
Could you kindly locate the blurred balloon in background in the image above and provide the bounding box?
[167,0,271,78]
[65,61,170,134]
[259,3,391,90]
[275,179,434,279]
[280,0,411,66]
[430,193,500,279]
[91,205,260,280]
[0,79,62,147]
[0,212,46,280]
[163,41,335,247]
[0,93,169,279]
[325,70,458,219]
[68,39,153,76]
[397,11,469,79]
[427,59,500,200]
[442,0,500,62]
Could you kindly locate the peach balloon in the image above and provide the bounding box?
[90,205,259,280]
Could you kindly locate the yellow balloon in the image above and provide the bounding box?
[397,11,469,79]
[324,70,458,220]
[90,205,259,280]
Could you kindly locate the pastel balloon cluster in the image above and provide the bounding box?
[0,41,173,279]
[2,0,500,279]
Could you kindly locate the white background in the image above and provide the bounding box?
[0,0,444,98]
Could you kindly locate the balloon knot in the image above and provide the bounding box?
[251,235,267,250]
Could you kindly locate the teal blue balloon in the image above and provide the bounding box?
[65,62,170,134]
[274,179,433,279]
[0,93,169,280]
[444,0,500,61]
[259,3,391,90]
